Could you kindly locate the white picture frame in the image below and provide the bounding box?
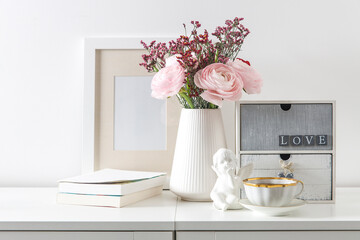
[83,37,177,174]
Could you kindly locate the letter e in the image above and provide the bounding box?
[317,135,327,145]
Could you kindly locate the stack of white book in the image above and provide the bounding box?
[57,169,166,208]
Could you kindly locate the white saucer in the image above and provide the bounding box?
[239,199,306,216]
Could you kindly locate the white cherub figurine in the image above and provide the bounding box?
[210,148,253,211]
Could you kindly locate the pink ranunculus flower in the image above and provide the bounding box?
[226,59,263,94]
[194,63,243,107]
[151,64,185,99]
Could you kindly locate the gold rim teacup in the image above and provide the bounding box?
[243,177,304,207]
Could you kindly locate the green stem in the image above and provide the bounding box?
[214,49,219,63]
[153,66,159,72]
[209,103,217,109]
[179,92,194,109]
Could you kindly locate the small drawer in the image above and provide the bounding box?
[240,103,333,151]
[240,154,333,201]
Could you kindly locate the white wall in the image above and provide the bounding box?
[0,0,359,187]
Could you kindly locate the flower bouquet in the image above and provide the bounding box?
[140,18,263,200]
[140,17,263,108]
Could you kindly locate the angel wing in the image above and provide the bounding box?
[236,163,254,189]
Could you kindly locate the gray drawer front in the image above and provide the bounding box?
[0,232,133,240]
[178,231,360,240]
[240,104,333,151]
[216,231,360,240]
[0,232,174,240]
[240,154,333,201]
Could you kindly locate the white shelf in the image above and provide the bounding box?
[0,188,177,231]
[175,187,360,231]
[0,187,360,233]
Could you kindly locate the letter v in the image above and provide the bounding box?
[305,135,314,145]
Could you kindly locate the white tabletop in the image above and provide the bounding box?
[175,187,360,231]
[0,188,177,231]
[1,187,360,232]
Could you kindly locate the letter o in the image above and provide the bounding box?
[293,136,301,145]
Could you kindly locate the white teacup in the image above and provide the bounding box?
[243,177,304,207]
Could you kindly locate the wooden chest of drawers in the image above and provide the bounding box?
[236,101,336,202]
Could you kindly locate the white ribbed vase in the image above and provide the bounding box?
[170,109,227,201]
